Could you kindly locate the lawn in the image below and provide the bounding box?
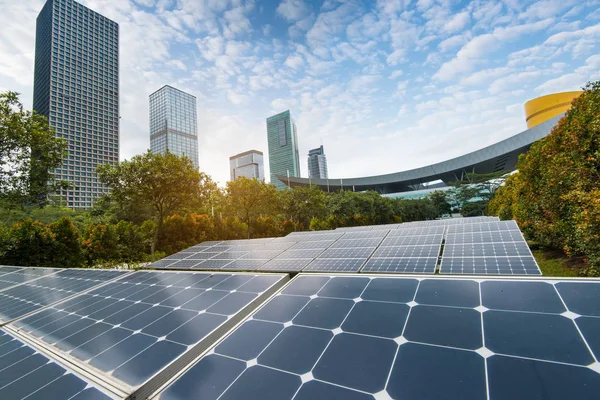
[532,249,581,277]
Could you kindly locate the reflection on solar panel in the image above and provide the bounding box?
[0,269,128,325]
[303,258,367,272]
[152,275,600,400]
[0,328,114,399]
[444,242,532,257]
[329,238,383,248]
[275,249,325,259]
[373,245,440,258]
[290,240,334,250]
[445,229,523,244]
[317,247,376,259]
[11,270,287,398]
[0,266,21,276]
[362,258,438,274]
[0,267,60,291]
[195,259,233,269]
[382,235,443,247]
[447,220,519,234]
[387,226,446,236]
[440,256,541,275]
[341,230,389,240]
[222,259,269,270]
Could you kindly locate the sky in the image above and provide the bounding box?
[1,0,599,186]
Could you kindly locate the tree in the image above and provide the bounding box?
[0,219,57,267]
[449,171,508,216]
[225,178,278,238]
[97,151,205,253]
[48,217,84,268]
[0,91,69,207]
[427,190,452,217]
[279,185,328,228]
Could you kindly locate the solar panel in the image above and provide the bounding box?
[329,238,383,248]
[341,230,389,240]
[151,275,600,400]
[0,266,22,276]
[382,235,443,247]
[445,229,524,244]
[275,249,325,259]
[216,251,248,260]
[303,258,367,272]
[317,247,376,259]
[194,259,233,269]
[290,240,335,250]
[440,256,541,275]
[258,259,313,272]
[221,259,269,270]
[12,271,288,398]
[240,250,284,260]
[372,245,440,258]
[443,242,532,257]
[447,220,519,234]
[147,259,177,269]
[387,226,446,236]
[261,241,297,251]
[361,258,438,274]
[0,328,115,399]
[335,226,373,231]
[0,267,60,291]
[166,259,204,269]
[0,269,128,325]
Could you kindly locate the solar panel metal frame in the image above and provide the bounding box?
[6,270,290,400]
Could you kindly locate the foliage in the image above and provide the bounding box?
[97,151,207,252]
[82,224,119,264]
[449,171,508,216]
[427,190,452,217]
[489,81,600,275]
[48,217,84,268]
[0,219,57,267]
[279,185,328,228]
[225,177,278,238]
[0,91,70,207]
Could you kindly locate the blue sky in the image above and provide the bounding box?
[1,0,599,186]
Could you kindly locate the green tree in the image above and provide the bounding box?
[97,151,205,253]
[82,223,119,264]
[0,219,57,267]
[279,185,328,228]
[225,178,278,238]
[48,217,84,268]
[0,91,69,207]
[427,190,452,217]
[449,171,508,216]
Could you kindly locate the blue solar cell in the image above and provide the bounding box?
[361,278,418,302]
[317,277,370,299]
[387,342,486,399]
[294,380,373,400]
[341,301,408,338]
[481,281,566,313]
[361,257,437,274]
[487,355,600,400]
[555,282,600,316]
[218,365,300,400]
[293,298,353,329]
[415,279,480,307]
[253,295,310,323]
[215,320,283,360]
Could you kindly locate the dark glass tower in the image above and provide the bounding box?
[33,0,119,209]
[308,145,328,179]
[266,110,301,190]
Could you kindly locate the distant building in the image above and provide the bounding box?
[266,110,301,190]
[230,150,264,181]
[149,85,199,169]
[308,145,328,179]
[33,0,119,209]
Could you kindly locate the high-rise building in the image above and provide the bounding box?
[308,145,328,179]
[266,110,301,190]
[149,85,199,169]
[229,150,264,181]
[33,0,119,209]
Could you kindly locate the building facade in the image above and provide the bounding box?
[149,85,199,169]
[308,145,328,179]
[33,0,119,209]
[266,110,301,190]
[229,150,264,181]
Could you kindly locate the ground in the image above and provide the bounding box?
[532,248,586,277]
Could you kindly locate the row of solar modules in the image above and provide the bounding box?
[149,217,541,275]
[0,267,599,399]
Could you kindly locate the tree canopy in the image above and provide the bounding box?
[0,91,69,207]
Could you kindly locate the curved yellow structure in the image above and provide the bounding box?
[524,91,583,129]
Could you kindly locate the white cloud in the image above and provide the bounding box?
[443,11,470,34]
[284,54,304,69]
[535,55,600,93]
[276,0,311,22]
[389,70,404,79]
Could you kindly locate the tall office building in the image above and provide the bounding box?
[266,110,301,190]
[149,85,199,169]
[230,150,264,181]
[308,145,328,179]
[33,0,119,209]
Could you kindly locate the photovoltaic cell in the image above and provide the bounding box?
[381,235,443,247]
[13,271,287,394]
[0,268,60,291]
[259,259,313,272]
[0,267,22,276]
[290,240,335,250]
[194,259,233,269]
[443,242,532,257]
[317,247,376,259]
[152,275,600,400]
[275,249,324,259]
[387,226,446,236]
[0,328,114,400]
[0,269,128,324]
[372,245,440,258]
[445,230,524,244]
[440,256,541,275]
[221,259,269,270]
[303,258,367,272]
[329,238,383,248]
[341,230,389,240]
[447,220,519,234]
[361,258,437,274]
[166,259,204,269]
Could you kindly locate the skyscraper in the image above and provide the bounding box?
[33,0,119,209]
[149,85,199,170]
[266,110,300,190]
[230,150,264,181]
[308,145,328,179]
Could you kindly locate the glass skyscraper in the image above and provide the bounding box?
[33,0,119,209]
[149,85,199,170]
[308,145,328,179]
[230,150,264,181]
[266,110,300,190]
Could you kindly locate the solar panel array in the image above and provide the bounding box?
[149,216,540,275]
[151,274,600,400]
[0,270,287,399]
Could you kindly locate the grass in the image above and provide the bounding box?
[532,249,582,277]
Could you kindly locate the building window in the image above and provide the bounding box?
[278,119,287,147]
